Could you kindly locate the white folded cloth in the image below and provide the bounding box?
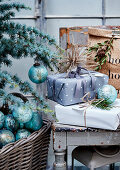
[55,99,120,130]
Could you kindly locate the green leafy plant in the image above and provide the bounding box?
[86,37,114,70]
[0,0,59,113]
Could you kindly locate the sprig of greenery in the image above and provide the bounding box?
[91,98,113,110]
[87,37,114,70]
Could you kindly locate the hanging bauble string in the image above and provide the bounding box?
[25,112,43,131]
[12,105,33,123]
[4,114,19,132]
[28,63,48,84]
[16,129,31,141]
[0,111,5,129]
[98,85,117,104]
[0,130,15,148]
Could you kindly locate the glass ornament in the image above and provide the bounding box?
[0,111,5,129]
[98,85,117,104]
[16,129,31,141]
[12,105,33,123]
[28,63,48,84]
[0,130,15,148]
[25,112,43,131]
[4,114,19,132]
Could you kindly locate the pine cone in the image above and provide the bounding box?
[97,49,106,58]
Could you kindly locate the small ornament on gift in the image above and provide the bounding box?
[97,85,117,104]
[91,85,117,110]
[28,63,48,84]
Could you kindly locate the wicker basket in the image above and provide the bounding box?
[0,93,51,170]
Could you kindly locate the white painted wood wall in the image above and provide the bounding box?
[45,0,120,44]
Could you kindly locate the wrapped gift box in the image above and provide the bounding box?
[47,70,108,106]
[55,99,120,130]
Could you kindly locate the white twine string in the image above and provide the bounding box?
[78,92,120,127]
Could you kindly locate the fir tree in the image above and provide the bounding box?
[0,0,58,113]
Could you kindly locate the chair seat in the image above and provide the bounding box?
[72,146,120,169]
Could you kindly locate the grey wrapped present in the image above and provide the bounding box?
[47,67,109,106]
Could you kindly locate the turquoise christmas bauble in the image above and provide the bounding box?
[16,129,31,141]
[4,114,19,132]
[28,63,48,84]
[0,111,5,129]
[0,130,15,148]
[25,112,43,131]
[98,85,117,104]
[12,105,33,123]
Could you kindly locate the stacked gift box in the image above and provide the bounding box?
[47,66,120,130]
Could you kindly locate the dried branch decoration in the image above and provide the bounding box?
[86,37,114,70]
[58,44,86,73]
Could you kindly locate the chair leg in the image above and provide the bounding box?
[72,156,74,170]
[110,163,115,170]
[90,168,94,170]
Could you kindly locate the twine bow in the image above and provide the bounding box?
[58,44,86,73]
[78,92,105,127]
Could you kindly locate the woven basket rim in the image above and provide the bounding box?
[0,118,51,154]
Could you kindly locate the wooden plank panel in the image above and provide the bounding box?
[106,19,120,26]
[67,131,120,146]
[106,0,120,16]
[46,0,102,17]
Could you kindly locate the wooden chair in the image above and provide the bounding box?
[72,146,120,170]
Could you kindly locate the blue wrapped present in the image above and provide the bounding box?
[47,67,109,106]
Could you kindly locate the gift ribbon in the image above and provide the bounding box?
[68,65,95,98]
[47,78,65,100]
[53,79,65,101]
[81,103,120,128]
[72,102,89,127]
[72,92,105,127]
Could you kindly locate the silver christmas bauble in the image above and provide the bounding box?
[98,85,117,104]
